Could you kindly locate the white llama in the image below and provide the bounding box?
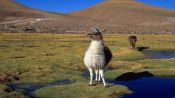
[84,27,112,87]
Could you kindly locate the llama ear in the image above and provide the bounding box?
[91,27,98,32]
[95,27,100,33]
[91,27,102,34]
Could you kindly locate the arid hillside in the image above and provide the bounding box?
[0,0,102,33]
[72,0,175,34]
[1,0,175,34]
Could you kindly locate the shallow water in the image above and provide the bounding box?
[83,70,175,98]
[7,79,74,98]
[142,50,175,59]
[109,77,175,98]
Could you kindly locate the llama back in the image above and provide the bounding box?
[104,46,112,66]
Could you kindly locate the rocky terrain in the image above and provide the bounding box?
[1,0,175,34]
[0,0,101,33]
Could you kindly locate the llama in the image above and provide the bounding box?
[128,35,137,50]
[84,27,112,87]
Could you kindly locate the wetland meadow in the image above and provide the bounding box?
[0,33,175,98]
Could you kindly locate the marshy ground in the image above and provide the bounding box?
[0,33,175,98]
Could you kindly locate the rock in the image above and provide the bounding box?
[23,26,36,32]
[13,76,20,81]
[45,53,54,56]
[3,87,14,93]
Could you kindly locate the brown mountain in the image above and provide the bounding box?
[0,0,62,20]
[0,0,101,33]
[72,0,175,34]
[1,0,175,34]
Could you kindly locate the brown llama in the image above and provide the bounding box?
[128,35,137,50]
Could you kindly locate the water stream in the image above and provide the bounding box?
[110,77,175,98]
[7,79,74,98]
[142,50,175,59]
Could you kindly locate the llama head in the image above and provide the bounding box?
[87,27,103,41]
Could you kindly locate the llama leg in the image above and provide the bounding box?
[99,69,106,86]
[131,42,134,50]
[98,71,101,82]
[129,42,133,49]
[95,69,98,81]
[95,69,101,82]
[133,42,136,49]
[88,68,93,85]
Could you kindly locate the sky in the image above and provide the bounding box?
[15,0,175,13]
[138,0,175,10]
[15,0,104,13]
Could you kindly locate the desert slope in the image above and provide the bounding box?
[1,0,175,34]
[0,0,64,20]
[72,0,175,34]
[72,0,175,26]
[0,0,102,33]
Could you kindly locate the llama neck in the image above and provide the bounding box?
[88,40,104,54]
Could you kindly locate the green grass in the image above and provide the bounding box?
[0,33,175,98]
[34,81,129,98]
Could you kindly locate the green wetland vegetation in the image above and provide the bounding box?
[0,33,175,98]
